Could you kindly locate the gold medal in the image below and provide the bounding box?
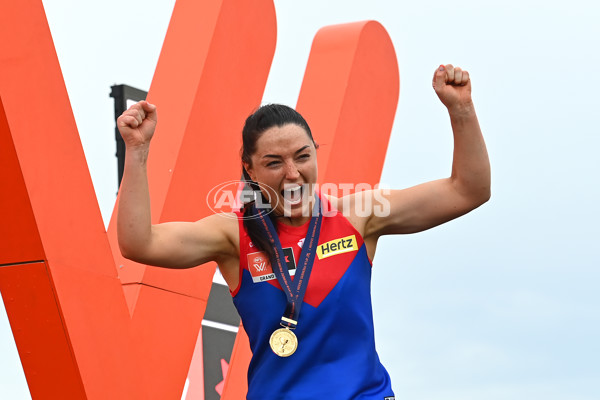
[255,199,322,359]
[269,327,298,357]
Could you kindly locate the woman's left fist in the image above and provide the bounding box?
[432,64,473,113]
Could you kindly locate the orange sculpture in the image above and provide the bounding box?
[0,0,398,398]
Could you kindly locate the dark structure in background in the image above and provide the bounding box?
[111,86,241,399]
[202,284,241,399]
[109,84,147,188]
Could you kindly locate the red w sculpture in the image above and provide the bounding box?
[0,0,399,398]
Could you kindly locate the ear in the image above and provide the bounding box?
[243,162,256,182]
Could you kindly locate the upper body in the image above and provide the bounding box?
[116,64,490,396]
[117,64,490,292]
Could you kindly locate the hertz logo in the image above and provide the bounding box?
[316,235,358,259]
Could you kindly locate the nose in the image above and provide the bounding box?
[283,160,300,180]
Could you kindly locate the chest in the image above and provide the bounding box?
[241,215,367,308]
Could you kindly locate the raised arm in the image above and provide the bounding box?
[116,101,237,269]
[357,64,491,240]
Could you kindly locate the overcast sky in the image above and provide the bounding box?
[1,0,599,399]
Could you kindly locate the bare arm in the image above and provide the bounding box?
[354,64,491,239]
[116,101,236,268]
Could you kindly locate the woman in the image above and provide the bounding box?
[117,64,490,399]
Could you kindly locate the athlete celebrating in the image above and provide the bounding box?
[117,64,490,399]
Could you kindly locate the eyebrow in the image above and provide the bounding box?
[262,145,310,159]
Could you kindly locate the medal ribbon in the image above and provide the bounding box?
[251,198,322,330]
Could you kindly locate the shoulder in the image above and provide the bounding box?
[322,189,392,238]
[194,212,239,229]
[204,210,239,230]
[192,212,240,253]
[321,193,368,238]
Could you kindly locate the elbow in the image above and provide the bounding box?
[485,187,491,203]
[472,184,491,209]
[456,183,491,212]
[118,242,136,261]
[117,226,151,263]
[480,185,491,204]
[452,176,491,210]
[118,239,148,264]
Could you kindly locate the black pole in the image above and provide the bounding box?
[109,84,148,191]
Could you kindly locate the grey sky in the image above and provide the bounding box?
[1,0,598,399]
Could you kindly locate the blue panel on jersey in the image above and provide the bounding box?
[233,244,394,400]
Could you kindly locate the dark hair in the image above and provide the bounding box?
[240,104,317,263]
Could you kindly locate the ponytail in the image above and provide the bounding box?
[241,168,278,265]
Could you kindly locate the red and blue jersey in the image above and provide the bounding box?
[232,200,394,400]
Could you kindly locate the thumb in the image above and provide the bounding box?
[432,65,447,92]
[141,101,158,123]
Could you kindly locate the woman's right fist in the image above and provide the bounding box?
[117,101,157,148]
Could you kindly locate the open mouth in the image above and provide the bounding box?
[281,185,303,205]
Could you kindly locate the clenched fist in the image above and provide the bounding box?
[117,100,157,148]
[432,64,473,114]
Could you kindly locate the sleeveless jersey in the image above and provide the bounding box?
[232,200,394,400]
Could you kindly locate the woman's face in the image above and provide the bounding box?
[244,123,318,222]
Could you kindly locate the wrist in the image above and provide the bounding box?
[447,101,476,120]
[125,144,150,164]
